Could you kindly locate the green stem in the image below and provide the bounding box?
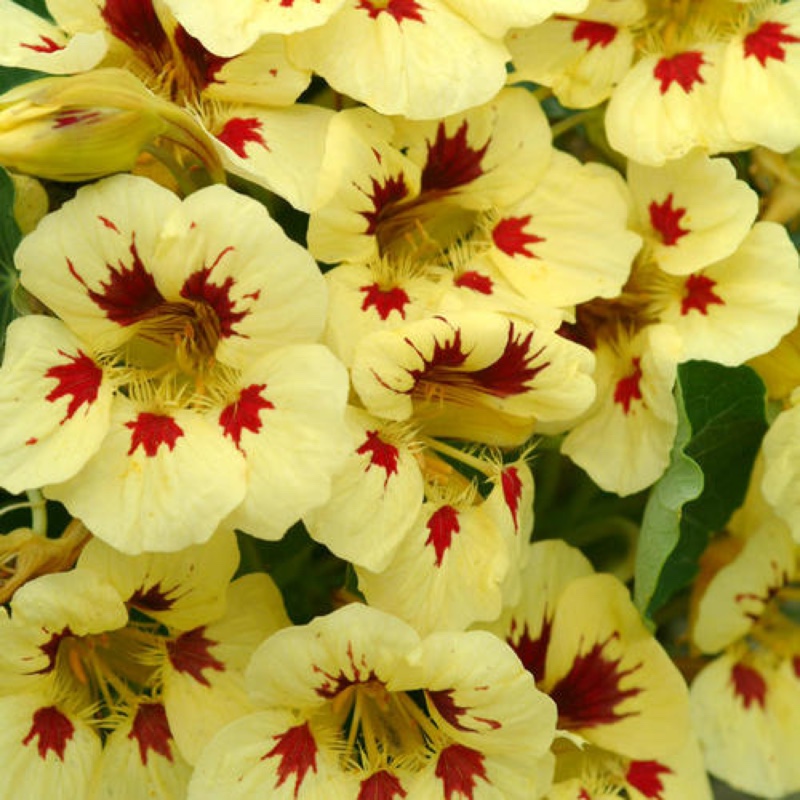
[26,489,47,536]
[550,108,598,139]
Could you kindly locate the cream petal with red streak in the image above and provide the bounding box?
[288,1,509,120]
[46,397,246,554]
[221,345,350,542]
[628,151,758,276]
[0,316,113,495]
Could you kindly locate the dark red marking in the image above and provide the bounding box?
[492,215,545,258]
[435,743,489,800]
[614,357,643,415]
[53,110,103,129]
[508,617,552,683]
[101,0,168,54]
[454,271,493,295]
[313,641,377,699]
[166,627,225,687]
[19,35,64,53]
[626,760,672,800]
[262,722,318,797]
[45,350,103,423]
[358,770,408,800]
[428,689,500,732]
[181,259,249,338]
[406,327,470,389]
[356,430,400,487]
[744,21,800,67]
[653,51,706,94]
[421,121,490,193]
[681,274,724,316]
[22,706,74,761]
[129,582,176,612]
[425,505,460,567]
[36,629,72,674]
[26,437,38,446]
[216,117,270,159]
[649,193,689,246]
[129,703,174,765]
[360,283,410,320]
[357,0,424,23]
[220,383,274,448]
[730,662,767,709]
[125,412,184,457]
[361,175,410,236]
[501,466,523,531]
[572,20,617,50]
[98,215,120,233]
[548,634,644,729]
[468,324,547,398]
[174,25,231,88]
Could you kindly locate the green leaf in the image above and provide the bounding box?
[0,168,21,356]
[635,361,768,619]
[11,0,52,20]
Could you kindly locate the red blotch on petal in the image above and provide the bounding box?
[501,466,523,531]
[493,215,545,258]
[357,0,424,23]
[36,629,72,674]
[428,689,500,733]
[22,706,74,761]
[572,20,618,50]
[361,175,410,236]
[129,703,174,766]
[435,743,489,800]
[454,271,493,295]
[681,274,724,316]
[263,722,318,797]
[217,117,270,159]
[421,121,490,193]
[358,770,408,800]
[357,429,400,487]
[220,383,274,448]
[469,324,548,397]
[313,641,378,699]
[730,662,767,709]
[167,627,225,687]
[45,350,103,423]
[425,505,460,567]
[653,51,706,94]
[649,193,689,246]
[360,283,410,320]
[548,633,644,729]
[509,617,552,683]
[174,25,231,87]
[744,21,800,67]
[19,35,64,53]
[129,582,177,612]
[126,412,184,457]
[53,110,103,129]
[101,0,167,54]
[613,357,643,415]
[626,760,672,800]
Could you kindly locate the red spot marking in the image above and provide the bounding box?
[654,51,706,94]
[129,582,176,612]
[217,117,270,159]
[26,437,38,446]
[53,110,103,128]
[358,770,408,800]
[681,274,724,316]
[166,627,225,687]
[98,215,120,233]
[493,215,545,258]
[269,68,278,77]
[356,430,400,487]
[454,271,493,295]
[357,0,424,23]
[125,412,184,458]
[101,0,167,54]
[428,689,500,732]
[262,722,318,797]
[22,706,74,761]
[425,505,460,567]
[19,35,64,53]
[649,193,689,246]
[360,283,410,320]
[626,760,672,800]
[313,641,377,699]
[468,324,548,397]
[174,25,231,87]
[614,357,643,415]
[421,121,490,193]
[44,350,103,423]
[219,383,274,448]
[548,633,644,729]
[361,175,410,236]
[35,629,72,674]
[793,656,800,679]
[508,617,552,683]
[730,662,767,709]
[572,20,618,50]
[68,237,165,326]
[744,21,800,67]
[578,791,591,800]
[435,743,489,800]
[129,703,174,765]
[501,466,523,531]
[181,257,250,338]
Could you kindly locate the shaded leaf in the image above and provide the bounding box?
[0,168,21,356]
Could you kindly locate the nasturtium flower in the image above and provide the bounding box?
[761,395,800,543]
[0,530,289,800]
[189,603,558,799]
[0,174,349,553]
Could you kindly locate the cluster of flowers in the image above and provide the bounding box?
[0,0,799,798]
